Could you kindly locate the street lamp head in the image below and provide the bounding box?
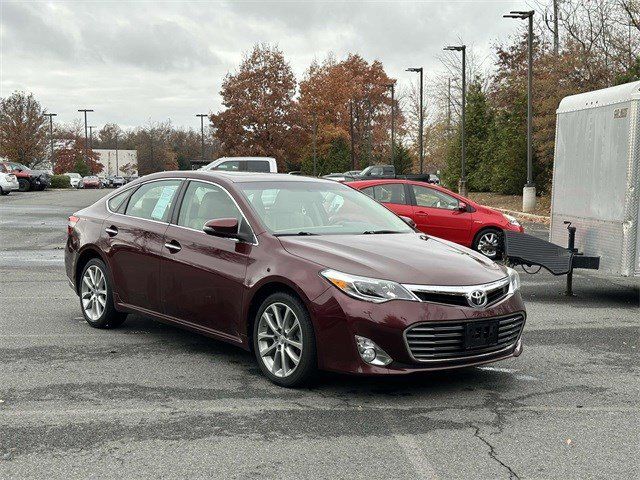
[506,10,534,18]
[406,67,422,73]
[444,45,465,52]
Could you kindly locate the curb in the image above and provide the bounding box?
[493,207,551,225]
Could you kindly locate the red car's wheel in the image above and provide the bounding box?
[473,228,503,260]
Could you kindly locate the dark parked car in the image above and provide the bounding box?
[1,161,51,191]
[65,171,525,387]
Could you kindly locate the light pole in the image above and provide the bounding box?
[44,113,57,171]
[349,100,355,170]
[114,131,119,176]
[444,45,467,196]
[78,109,93,164]
[505,10,535,212]
[88,126,96,150]
[384,83,396,167]
[406,67,423,173]
[196,114,207,165]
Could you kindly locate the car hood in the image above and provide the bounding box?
[278,233,507,286]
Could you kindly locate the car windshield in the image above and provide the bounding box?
[237,181,413,236]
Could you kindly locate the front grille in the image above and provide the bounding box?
[404,314,525,363]
[408,281,510,308]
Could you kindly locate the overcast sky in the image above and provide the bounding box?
[1,0,525,131]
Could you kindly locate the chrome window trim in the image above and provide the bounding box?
[104,177,185,225]
[403,313,525,364]
[173,179,259,246]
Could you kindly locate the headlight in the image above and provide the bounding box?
[504,213,521,227]
[507,267,521,293]
[320,269,417,303]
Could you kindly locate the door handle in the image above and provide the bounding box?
[415,211,429,216]
[105,225,118,236]
[164,240,182,253]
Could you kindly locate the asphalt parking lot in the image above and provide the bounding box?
[1,188,638,479]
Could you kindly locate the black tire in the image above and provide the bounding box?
[0,187,7,195]
[79,258,127,329]
[18,179,30,192]
[253,292,317,388]
[472,228,503,260]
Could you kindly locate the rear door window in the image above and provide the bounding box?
[372,183,407,204]
[246,160,270,172]
[125,180,182,222]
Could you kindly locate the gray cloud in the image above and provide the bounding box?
[1,0,522,129]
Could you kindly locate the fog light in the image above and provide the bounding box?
[355,335,392,366]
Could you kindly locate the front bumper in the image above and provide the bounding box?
[310,288,526,375]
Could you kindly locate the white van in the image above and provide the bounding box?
[200,157,277,173]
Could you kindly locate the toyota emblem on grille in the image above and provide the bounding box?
[467,290,488,308]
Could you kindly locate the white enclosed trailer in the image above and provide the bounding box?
[550,81,640,277]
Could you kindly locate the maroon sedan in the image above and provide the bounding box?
[65,171,525,387]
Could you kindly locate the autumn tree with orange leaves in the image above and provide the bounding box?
[298,54,402,173]
[210,44,300,171]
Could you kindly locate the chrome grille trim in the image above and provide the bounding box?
[403,276,511,308]
[404,313,526,364]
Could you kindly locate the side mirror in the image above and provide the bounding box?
[203,218,253,243]
[458,202,468,212]
[399,215,417,229]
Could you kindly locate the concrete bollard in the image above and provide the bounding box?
[522,185,537,213]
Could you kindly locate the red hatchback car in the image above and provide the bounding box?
[349,179,524,260]
[65,171,525,387]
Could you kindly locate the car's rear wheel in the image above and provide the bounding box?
[79,258,127,329]
[0,187,7,195]
[18,179,30,192]
[253,292,316,387]
[473,228,503,260]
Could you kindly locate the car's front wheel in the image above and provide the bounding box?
[18,179,30,192]
[473,228,503,260]
[79,258,127,329]
[253,292,316,387]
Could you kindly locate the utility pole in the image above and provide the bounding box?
[385,83,396,167]
[349,100,356,170]
[196,114,207,164]
[447,78,452,134]
[444,45,467,196]
[78,109,93,164]
[553,0,559,55]
[312,112,318,176]
[88,126,96,150]
[115,131,119,176]
[504,10,536,212]
[406,67,424,173]
[44,113,57,171]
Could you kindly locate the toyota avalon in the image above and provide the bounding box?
[65,171,526,387]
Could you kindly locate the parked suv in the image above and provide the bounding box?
[65,171,525,387]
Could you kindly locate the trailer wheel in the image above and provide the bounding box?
[473,228,503,260]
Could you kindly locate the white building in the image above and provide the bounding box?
[94,149,138,177]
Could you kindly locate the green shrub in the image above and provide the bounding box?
[51,174,72,189]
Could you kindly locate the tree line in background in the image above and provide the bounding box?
[0,0,637,193]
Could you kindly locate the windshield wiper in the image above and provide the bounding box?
[362,230,403,234]
[275,231,319,236]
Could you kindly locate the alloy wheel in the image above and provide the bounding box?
[257,302,303,378]
[477,232,500,258]
[81,265,107,321]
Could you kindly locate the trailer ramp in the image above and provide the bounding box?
[504,231,573,275]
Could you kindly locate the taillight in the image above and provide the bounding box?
[68,215,79,236]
